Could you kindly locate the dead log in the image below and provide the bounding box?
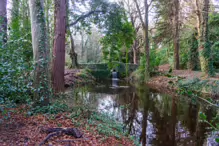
[39,127,83,146]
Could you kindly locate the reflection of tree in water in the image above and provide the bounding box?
[195,105,216,146]
[149,94,174,146]
[68,85,217,146]
[119,87,217,146]
[139,87,149,146]
[117,89,141,136]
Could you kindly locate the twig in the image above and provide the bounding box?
[197,96,219,108]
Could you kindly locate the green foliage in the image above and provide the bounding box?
[100,7,135,70]
[30,102,69,115]
[0,99,16,123]
[0,41,33,103]
[199,112,219,143]
[0,0,33,103]
[187,29,199,70]
[209,13,219,69]
[70,106,126,140]
[133,55,147,82]
[150,48,169,69]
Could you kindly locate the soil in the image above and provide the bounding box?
[0,105,134,146]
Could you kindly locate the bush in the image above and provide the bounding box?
[0,38,33,103]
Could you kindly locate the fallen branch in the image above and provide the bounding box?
[39,131,62,146]
[39,127,83,146]
[56,137,89,143]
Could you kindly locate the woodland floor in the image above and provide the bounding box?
[147,64,219,94]
[0,105,134,146]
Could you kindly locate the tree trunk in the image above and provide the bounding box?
[195,0,202,38]
[0,0,7,47]
[133,47,137,64]
[173,0,180,70]
[188,29,199,70]
[69,32,78,68]
[29,0,50,104]
[197,0,213,76]
[67,0,78,68]
[10,0,20,40]
[52,0,67,93]
[144,0,150,81]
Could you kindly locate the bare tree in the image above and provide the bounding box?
[134,0,150,81]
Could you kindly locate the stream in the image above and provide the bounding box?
[64,80,218,146]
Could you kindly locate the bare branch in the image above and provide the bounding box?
[134,0,145,29]
[68,10,104,27]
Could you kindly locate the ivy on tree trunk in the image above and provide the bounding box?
[29,0,50,104]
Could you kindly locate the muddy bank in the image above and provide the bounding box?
[147,65,219,97]
[141,64,219,97]
[64,69,96,87]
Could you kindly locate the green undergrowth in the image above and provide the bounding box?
[176,77,219,96]
[29,102,69,115]
[75,69,96,84]
[68,105,139,145]
[0,98,17,123]
[24,101,140,145]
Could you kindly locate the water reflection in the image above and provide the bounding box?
[65,81,217,146]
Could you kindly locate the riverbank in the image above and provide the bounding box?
[0,104,135,146]
[147,64,219,97]
[64,69,96,87]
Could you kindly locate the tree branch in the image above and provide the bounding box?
[148,0,154,8]
[68,10,104,27]
[134,0,145,29]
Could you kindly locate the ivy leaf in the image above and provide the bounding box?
[199,112,207,120]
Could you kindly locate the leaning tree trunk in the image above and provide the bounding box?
[52,0,67,93]
[0,0,7,47]
[173,0,180,70]
[144,0,150,81]
[29,0,50,104]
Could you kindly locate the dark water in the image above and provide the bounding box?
[65,80,218,146]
